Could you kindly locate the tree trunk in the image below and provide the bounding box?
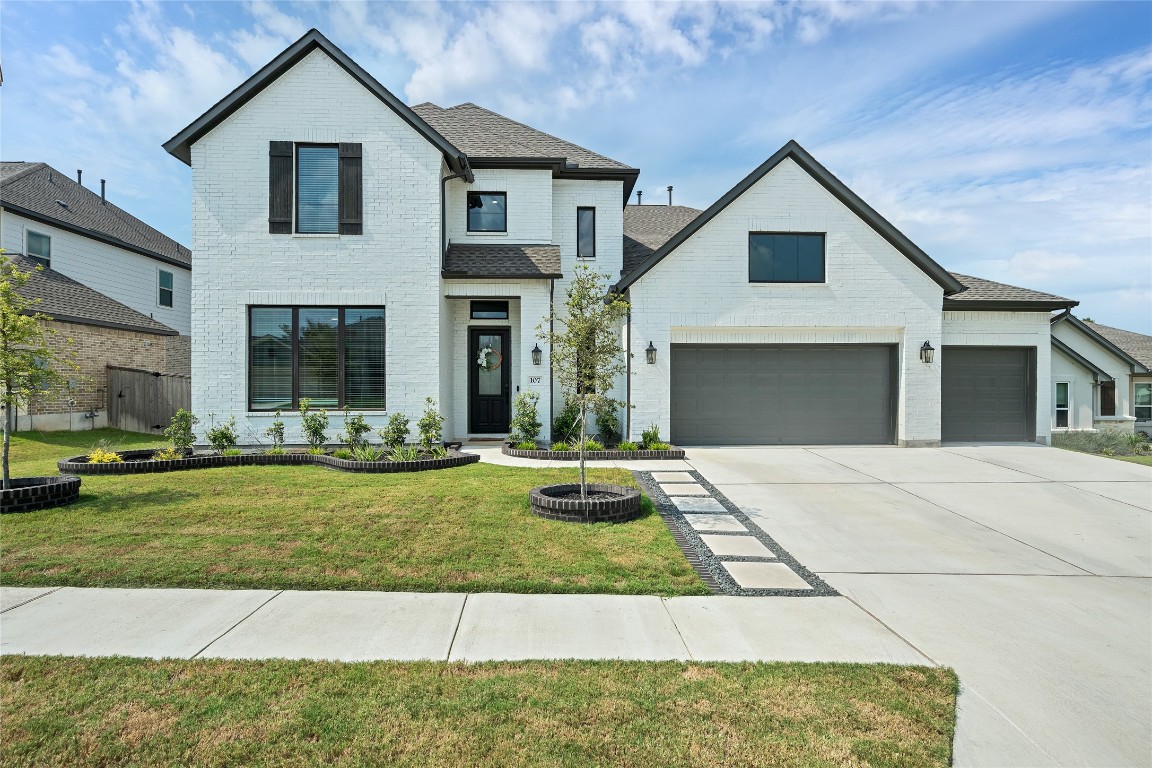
[2,381,12,490]
[578,396,587,500]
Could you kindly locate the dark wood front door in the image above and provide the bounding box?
[469,327,511,433]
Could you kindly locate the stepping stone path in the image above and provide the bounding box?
[640,470,836,597]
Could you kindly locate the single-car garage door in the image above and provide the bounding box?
[941,346,1035,442]
[670,344,896,445]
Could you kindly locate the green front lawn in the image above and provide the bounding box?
[2,429,708,596]
[0,656,958,767]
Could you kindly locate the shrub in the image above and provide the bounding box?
[264,412,286,452]
[221,448,244,457]
[429,446,451,459]
[339,408,372,450]
[550,441,572,452]
[514,440,538,451]
[583,439,604,451]
[417,398,445,452]
[1053,428,1143,457]
[647,441,671,451]
[331,448,353,460]
[379,413,410,449]
[618,441,639,452]
[165,409,198,453]
[205,416,239,454]
[510,391,542,443]
[152,446,182,461]
[388,445,421,462]
[552,398,580,443]
[306,446,327,456]
[87,446,123,463]
[264,446,286,456]
[640,424,661,448]
[298,399,328,451]
[352,443,385,462]
[592,399,621,446]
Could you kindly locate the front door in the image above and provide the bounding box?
[469,327,511,433]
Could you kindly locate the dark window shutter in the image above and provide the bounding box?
[339,142,363,235]
[269,141,293,234]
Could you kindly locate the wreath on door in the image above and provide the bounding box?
[477,346,503,371]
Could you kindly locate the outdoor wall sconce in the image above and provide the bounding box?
[920,341,935,364]
[646,341,658,365]
[531,344,543,366]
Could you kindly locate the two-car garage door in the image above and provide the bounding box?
[670,345,896,445]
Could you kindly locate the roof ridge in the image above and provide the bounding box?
[0,161,47,186]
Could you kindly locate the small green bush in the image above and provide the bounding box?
[510,391,542,443]
[592,399,621,446]
[351,444,385,462]
[388,445,421,462]
[221,448,244,457]
[164,409,198,453]
[552,398,580,443]
[264,446,286,456]
[152,446,182,461]
[379,413,410,449]
[331,448,354,460]
[429,446,451,459]
[87,447,123,463]
[1053,428,1144,457]
[641,423,661,448]
[298,399,329,451]
[514,440,538,451]
[618,441,639,452]
[339,408,373,450]
[264,412,285,452]
[647,441,671,451]
[205,416,239,454]
[583,439,604,451]
[416,398,445,452]
[550,441,572,452]
[306,446,327,456]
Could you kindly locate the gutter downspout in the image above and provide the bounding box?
[549,278,555,442]
[440,170,468,270]
[625,305,632,441]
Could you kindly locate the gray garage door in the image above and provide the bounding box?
[670,344,896,445]
[941,346,1035,442]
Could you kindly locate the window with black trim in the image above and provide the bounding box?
[268,141,362,235]
[27,230,50,268]
[1135,382,1151,421]
[577,207,595,259]
[749,233,826,283]
[471,300,508,319]
[248,306,385,411]
[158,270,174,308]
[1100,380,1116,417]
[467,192,507,232]
[1054,381,1070,428]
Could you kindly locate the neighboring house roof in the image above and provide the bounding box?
[163,29,473,182]
[945,274,1078,311]
[0,162,191,269]
[7,253,178,336]
[442,243,562,279]
[614,140,966,295]
[1052,313,1150,373]
[1085,321,1152,371]
[622,205,703,274]
[1051,336,1113,381]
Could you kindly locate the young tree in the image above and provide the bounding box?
[0,255,78,488]
[539,263,630,499]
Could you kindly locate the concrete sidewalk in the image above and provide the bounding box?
[1,586,931,665]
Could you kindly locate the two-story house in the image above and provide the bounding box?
[0,162,192,430]
[166,29,1093,447]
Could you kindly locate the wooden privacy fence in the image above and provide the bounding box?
[107,366,191,434]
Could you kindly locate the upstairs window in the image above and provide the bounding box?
[749,233,826,283]
[1135,382,1151,421]
[577,207,596,259]
[268,142,362,235]
[26,230,50,268]
[467,192,507,232]
[158,270,174,308]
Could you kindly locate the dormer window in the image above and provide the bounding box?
[467,192,507,232]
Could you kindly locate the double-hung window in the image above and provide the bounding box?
[268,142,362,235]
[26,230,50,268]
[577,207,596,259]
[249,307,385,411]
[1054,382,1070,428]
[749,233,826,283]
[158,270,174,308]
[1135,382,1151,422]
[467,192,507,232]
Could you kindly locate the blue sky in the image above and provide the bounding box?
[3,0,1150,331]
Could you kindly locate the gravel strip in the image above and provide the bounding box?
[634,470,838,597]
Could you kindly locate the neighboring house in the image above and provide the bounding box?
[164,29,1085,447]
[1,162,192,430]
[5,253,182,431]
[1050,313,1151,435]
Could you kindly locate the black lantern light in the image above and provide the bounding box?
[646,341,657,365]
[531,343,543,366]
[920,341,935,364]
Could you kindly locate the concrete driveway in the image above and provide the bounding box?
[686,444,1152,768]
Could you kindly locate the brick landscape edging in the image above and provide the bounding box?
[503,444,686,461]
[2,475,82,513]
[529,483,643,524]
[58,449,480,475]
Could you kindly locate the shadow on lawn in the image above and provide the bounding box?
[76,488,200,512]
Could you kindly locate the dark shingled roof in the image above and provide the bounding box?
[8,253,178,335]
[412,102,633,171]
[623,204,703,274]
[1085,321,1152,369]
[442,243,562,279]
[0,162,191,268]
[947,273,1077,308]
